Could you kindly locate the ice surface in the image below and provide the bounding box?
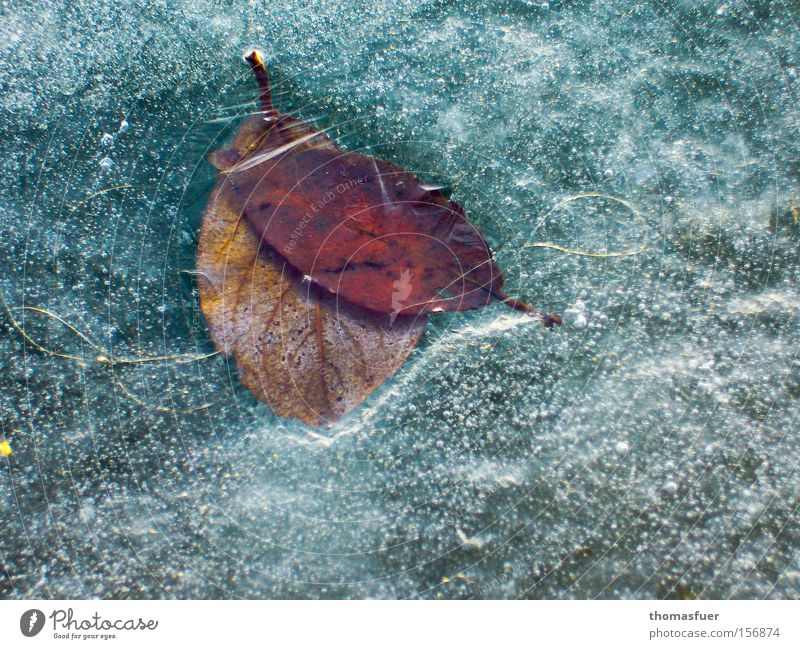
[1,0,799,598]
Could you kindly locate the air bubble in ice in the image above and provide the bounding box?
[564,300,588,328]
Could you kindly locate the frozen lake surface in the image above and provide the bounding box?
[1,0,799,598]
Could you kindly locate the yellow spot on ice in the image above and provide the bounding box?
[0,440,12,456]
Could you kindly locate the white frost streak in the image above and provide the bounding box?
[229,130,325,173]
[372,157,394,209]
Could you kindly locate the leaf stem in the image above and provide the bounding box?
[495,290,562,329]
[244,50,275,116]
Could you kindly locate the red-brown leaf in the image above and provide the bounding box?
[196,179,426,427]
[208,52,519,318]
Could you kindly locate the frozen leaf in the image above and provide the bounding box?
[211,51,559,326]
[196,179,426,427]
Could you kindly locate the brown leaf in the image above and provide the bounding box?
[209,51,560,327]
[196,179,427,427]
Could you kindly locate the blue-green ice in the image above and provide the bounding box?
[1,0,798,598]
